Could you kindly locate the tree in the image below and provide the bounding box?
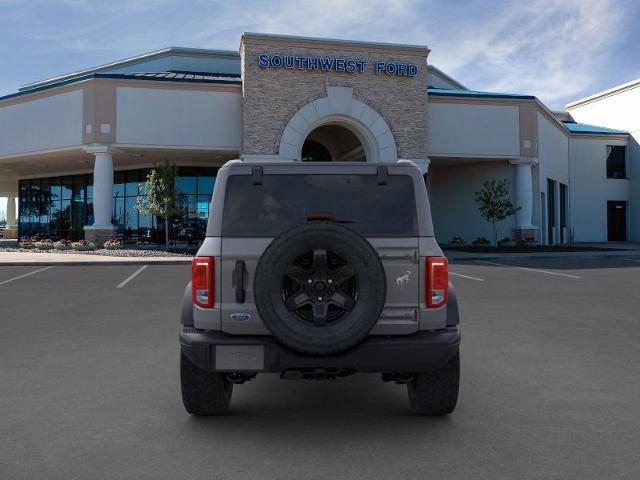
[136,160,178,250]
[474,179,520,246]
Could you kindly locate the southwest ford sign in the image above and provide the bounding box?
[257,54,418,77]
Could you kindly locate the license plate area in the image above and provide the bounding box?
[215,345,265,371]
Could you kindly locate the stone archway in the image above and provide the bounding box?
[302,123,366,162]
[278,86,397,163]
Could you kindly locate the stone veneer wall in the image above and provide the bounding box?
[240,35,429,160]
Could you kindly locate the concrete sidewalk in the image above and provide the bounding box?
[445,249,640,261]
[0,251,192,266]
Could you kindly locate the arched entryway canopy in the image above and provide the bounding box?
[278,86,397,163]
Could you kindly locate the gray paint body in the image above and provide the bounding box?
[185,160,458,334]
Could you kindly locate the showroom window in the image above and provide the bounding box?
[18,167,217,246]
[19,175,93,241]
[606,146,626,179]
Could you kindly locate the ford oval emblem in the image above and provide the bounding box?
[230,313,251,322]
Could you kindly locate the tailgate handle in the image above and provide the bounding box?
[377,165,388,185]
[233,260,246,303]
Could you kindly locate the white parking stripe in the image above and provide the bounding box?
[475,260,581,279]
[116,265,148,289]
[0,266,52,286]
[449,272,485,282]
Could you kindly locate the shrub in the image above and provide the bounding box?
[472,237,491,245]
[71,240,96,251]
[497,237,513,244]
[19,236,34,249]
[103,239,122,250]
[53,239,73,250]
[449,236,466,244]
[33,239,54,250]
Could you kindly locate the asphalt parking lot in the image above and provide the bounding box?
[1,257,640,479]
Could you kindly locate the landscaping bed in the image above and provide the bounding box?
[0,247,190,257]
[0,238,193,257]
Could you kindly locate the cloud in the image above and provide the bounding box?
[1,0,635,109]
[425,0,632,108]
[187,0,428,47]
[181,0,634,108]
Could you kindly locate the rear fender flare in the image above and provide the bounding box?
[181,282,194,326]
[446,281,459,327]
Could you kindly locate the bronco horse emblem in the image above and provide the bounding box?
[395,270,411,288]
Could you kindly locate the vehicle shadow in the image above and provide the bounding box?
[182,373,456,436]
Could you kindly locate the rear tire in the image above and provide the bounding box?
[407,351,459,416]
[180,352,233,416]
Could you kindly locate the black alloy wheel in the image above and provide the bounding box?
[282,249,357,326]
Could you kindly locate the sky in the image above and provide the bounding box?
[0,0,639,217]
[0,0,639,107]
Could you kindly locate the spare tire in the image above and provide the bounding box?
[254,221,386,355]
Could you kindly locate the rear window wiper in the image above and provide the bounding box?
[306,212,355,224]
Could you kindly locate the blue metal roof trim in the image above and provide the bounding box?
[0,72,242,102]
[562,121,628,135]
[427,87,536,100]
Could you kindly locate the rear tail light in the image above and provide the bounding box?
[192,257,215,308]
[426,256,448,308]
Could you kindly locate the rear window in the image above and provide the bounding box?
[221,174,418,237]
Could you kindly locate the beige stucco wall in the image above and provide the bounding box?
[240,35,429,160]
[427,102,520,157]
[430,161,517,243]
[116,86,242,148]
[0,90,83,157]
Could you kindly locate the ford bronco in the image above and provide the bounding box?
[179,160,460,415]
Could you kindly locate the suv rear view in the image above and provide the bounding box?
[180,160,460,415]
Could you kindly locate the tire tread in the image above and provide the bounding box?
[408,351,460,416]
[180,352,232,416]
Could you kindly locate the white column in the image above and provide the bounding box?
[509,158,538,229]
[92,153,114,227]
[6,195,17,229]
[84,145,119,229]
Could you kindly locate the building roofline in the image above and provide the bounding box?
[2,72,241,104]
[19,47,240,92]
[427,65,467,90]
[565,78,640,109]
[562,120,628,135]
[428,88,535,100]
[241,32,430,55]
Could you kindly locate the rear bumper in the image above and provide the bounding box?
[180,328,460,373]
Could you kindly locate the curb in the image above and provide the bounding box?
[445,251,640,261]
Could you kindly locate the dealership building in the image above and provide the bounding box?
[0,33,637,246]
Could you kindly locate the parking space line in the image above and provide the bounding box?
[624,258,640,263]
[475,260,581,279]
[0,266,52,286]
[116,265,148,289]
[449,272,484,282]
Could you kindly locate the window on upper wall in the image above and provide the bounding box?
[606,146,626,179]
